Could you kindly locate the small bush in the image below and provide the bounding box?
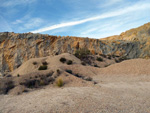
[66,70,72,74]
[94,64,99,67]
[97,57,103,62]
[119,56,128,61]
[74,73,82,78]
[112,55,116,58]
[38,65,47,70]
[107,55,111,59]
[33,61,37,65]
[74,48,90,59]
[67,60,73,65]
[23,79,39,88]
[39,80,46,86]
[17,74,20,77]
[56,78,63,87]
[81,62,86,66]
[57,69,60,74]
[60,57,66,63]
[105,64,110,67]
[42,61,48,65]
[85,77,93,81]
[0,79,15,94]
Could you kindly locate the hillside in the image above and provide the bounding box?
[0,22,150,73]
[102,22,150,41]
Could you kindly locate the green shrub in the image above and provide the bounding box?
[66,70,72,74]
[97,57,103,61]
[60,57,66,63]
[38,65,47,70]
[17,74,20,77]
[74,48,90,59]
[67,60,73,65]
[56,78,63,87]
[112,55,116,58]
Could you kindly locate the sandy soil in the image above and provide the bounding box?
[1,58,150,113]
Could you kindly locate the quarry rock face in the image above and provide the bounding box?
[0,22,150,73]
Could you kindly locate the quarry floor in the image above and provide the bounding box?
[0,74,150,113]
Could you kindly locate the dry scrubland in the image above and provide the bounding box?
[0,53,150,113]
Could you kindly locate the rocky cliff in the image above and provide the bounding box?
[0,22,150,73]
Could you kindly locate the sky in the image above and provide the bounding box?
[0,0,150,39]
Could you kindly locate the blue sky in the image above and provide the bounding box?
[0,0,150,38]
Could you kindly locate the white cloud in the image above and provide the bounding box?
[24,18,43,28]
[12,20,23,24]
[0,0,36,7]
[19,18,44,31]
[101,0,124,7]
[31,2,150,33]
[0,16,12,31]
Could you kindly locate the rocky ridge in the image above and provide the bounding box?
[0,22,150,73]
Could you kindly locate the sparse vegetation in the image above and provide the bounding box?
[56,78,63,87]
[107,55,111,59]
[57,69,60,74]
[81,62,86,66]
[115,56,128,63]
[38,65,47,70]
[112,55,116,58]
[33,61,37,65]
[17,74,20,77]
[74,73,82,78]
[66,70,72,74]
[0,79,15,94]
[60,57,66,63]
[97,57,103,61]
[74,48,90,59]
[119,56,128,61]
[67,60,73,65]
[105,64,110,67]
[94,64,99,67]
[42,61,48,65]
[20,76,54,89]
[84,77,93,81]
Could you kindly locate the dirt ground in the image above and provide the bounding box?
[0,58,150,113]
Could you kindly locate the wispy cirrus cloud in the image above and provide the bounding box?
[100,0,124,7]
[0,0,36,7]
[17,18,44,31]
[31,1,150,33]
[0,16,12,31]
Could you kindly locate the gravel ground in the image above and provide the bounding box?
[1,59,150,113]
[0,75,150,113]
